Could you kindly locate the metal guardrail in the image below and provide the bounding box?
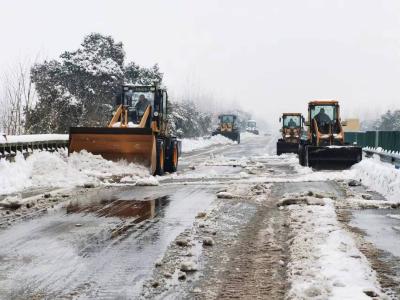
[363,147,400,169]
[0,140,68,160]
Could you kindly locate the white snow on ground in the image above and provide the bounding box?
[0,134,68,143]
[240,131,259,140]
[0,150,149,195]
[351,156,400,203]
[287,198,384,300]
[387,214,400,220]
[291,155,400,203]
[181,134,235,152]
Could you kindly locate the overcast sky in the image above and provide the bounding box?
[1,0,400,125]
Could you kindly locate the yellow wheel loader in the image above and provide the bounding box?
[298,100,362,169]
[212,114,240,143]
[68,85,181,175]
[277,113,304,155]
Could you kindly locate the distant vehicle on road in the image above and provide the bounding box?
[246,120,259,135]
[212,114,241,143]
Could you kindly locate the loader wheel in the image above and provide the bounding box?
[156,141,165,176]
[299,145,305,166]
[165,142,179,173]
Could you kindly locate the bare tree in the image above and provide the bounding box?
[0,58,37,135]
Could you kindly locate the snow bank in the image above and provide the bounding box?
[351,156,400,202]
[0,150,149,195]
[1,134,68,144]
[181,135,235,152]
[289,156,400,203]
[240,131,259,139]
[287,198,384,299]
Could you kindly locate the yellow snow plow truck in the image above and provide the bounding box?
[68,85,181,175]
[277,113,304,155]
[298,100,362,169]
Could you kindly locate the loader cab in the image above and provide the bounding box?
[247,120,256,128]
[281,114,303,129]
[121,85,167,131]
[218,114,238,132]
[308,101,343,145]
[309,101,340,132]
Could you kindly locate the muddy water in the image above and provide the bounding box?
[66,196,169,221]
[0,185,217,299]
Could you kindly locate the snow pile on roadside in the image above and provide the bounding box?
[387,214,400,220]
[1,134,68,143]
[292,156,400,202]
[351,157,400,202]
[240,131,259,140]
[286,198,384,299]
[181,135,235,152]
[0,150,149,195]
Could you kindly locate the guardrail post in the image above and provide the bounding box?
[375,131,379,148]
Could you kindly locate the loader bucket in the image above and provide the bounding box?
[305,145,362,170]
[277,140,299,155]
[219,131,240,142]
[68,127,157,174]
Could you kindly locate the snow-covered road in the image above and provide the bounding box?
[0,134,399,299]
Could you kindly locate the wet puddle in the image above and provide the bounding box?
[0,186,218,299]
[66,196,169,222]
[351,209,400,257]
[351,209,400,292]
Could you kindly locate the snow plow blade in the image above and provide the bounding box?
[68,127,157,174]
[305,145,362,169]
[220,132,240,142]
[277,140,299,155]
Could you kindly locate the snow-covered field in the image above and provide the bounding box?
[0,150,150,195]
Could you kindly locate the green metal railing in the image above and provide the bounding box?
[345,131,400,152]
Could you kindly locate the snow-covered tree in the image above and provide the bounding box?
[27,33,163,133]
[168,101,212,138]
[0,60,37,134]
[374,110,400,131]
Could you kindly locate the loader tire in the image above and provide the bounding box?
[155,140,165,176]
[165,141,179,173]
[299,145,305,166]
